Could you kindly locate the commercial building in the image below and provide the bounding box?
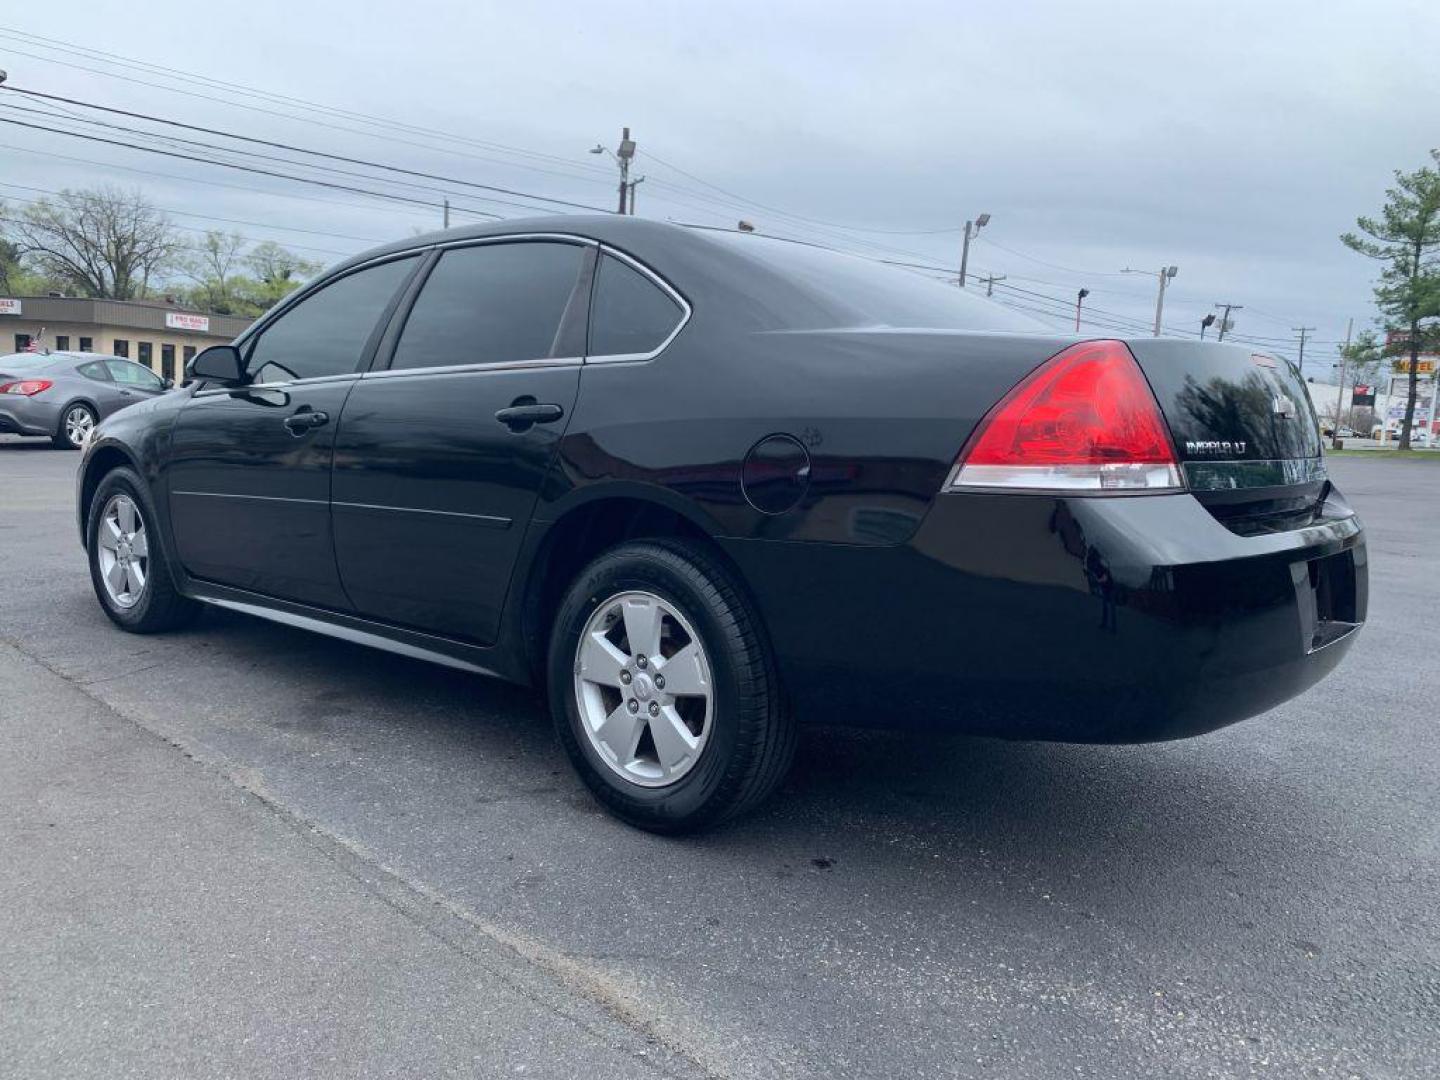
[0,296,251,381]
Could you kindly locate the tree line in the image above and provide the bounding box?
[0,186,324,319]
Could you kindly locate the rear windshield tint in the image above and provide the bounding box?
[702,232,1045,333]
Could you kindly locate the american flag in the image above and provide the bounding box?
[23,327,45,353]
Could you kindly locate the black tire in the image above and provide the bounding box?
[53,402,96,450]
[86,466,199,633]
[548,538,796,834]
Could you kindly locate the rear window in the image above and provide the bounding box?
[589,253,685,357]
[703,232,1045,332]
[0,353,54,371]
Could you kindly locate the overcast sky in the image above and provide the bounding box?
[2,1,1437,367]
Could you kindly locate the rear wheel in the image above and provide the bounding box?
[548,538,795,833]
[54,403,95,449]
[87,467,199,633]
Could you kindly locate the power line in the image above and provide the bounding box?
[0,84,615,215]
[0,113,510,220]
[0,26,621,187]
[0,97,563,219]
[0,180,389,245]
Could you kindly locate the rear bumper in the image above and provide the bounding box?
[0,398,59,437]
[721,490,1366,742]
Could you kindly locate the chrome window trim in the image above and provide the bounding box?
[584,244,693,365]
[191,372,362,398]
[232,248,433,351]
[361,357,582,380]
[216,232,689,384]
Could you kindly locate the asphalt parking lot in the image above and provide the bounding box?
[1,439,1436,1079]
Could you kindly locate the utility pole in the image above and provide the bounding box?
[1292,326,1316,375]
[1075,287,1090,331]
[590,127,637,213]
[1214,302,1243,342]
[978,273,1006,297]
[958,212,990,288]
[626,176,646,216]
[1121,265,1178,335]
[1333,317,1353,449]
[443,198,450,228]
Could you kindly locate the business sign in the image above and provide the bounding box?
[165,311,210,333]
[1391,357,1437,376]
[0,298,21,316]
[1352,384,1375,406]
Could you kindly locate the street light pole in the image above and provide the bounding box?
[1333,317,1353,450]
[958,212,990,288]
[1121,265,1177,335]
[1075,288,1090,331]
[1200,313,1216,340]
[590,127,637,214]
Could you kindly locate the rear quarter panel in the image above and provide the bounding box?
[546,326,1073,546]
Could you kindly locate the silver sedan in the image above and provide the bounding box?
[0,351,174,449]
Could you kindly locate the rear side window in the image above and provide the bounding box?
[247,255,418,383]
[106,359,164,390]
[78,361,112,382]
[588,254,684,357]
[389,242,585,371]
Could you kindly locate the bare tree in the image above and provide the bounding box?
[180,231,248,314]
[9,187,180,300]
[246,240,323,310]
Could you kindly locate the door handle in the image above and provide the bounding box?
[283,409,330,436]
[494,399,564,432]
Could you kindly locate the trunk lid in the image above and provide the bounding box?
[1124,338,1329,534]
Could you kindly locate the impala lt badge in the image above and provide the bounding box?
[1185,440,1247,456]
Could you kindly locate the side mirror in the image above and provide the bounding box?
[162,377,175,390]
[188,344,245,386]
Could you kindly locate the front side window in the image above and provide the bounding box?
[588,253,685,357]
[247,256,418,384]
[389,242,585,371]
[106,359,164,390]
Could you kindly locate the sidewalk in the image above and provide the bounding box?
[0,641,690,1080]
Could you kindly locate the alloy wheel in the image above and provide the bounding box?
[573,590,714,787]
[96,494,149,609]
[65,406,95,447]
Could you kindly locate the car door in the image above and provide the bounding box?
[330,238,592,644]
[167,254,422,609]
[104,358,168,416]
[74,359,126,418]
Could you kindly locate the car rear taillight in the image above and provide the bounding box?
[948,340,1183,493]
[0,379,53,396]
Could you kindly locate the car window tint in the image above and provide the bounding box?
[589,254,684,357]
[106,359,164,390]
[79,361,112,382]
[389,243,584,371]
[247,256,418,383]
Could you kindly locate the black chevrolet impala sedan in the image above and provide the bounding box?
[77,216,1367,831]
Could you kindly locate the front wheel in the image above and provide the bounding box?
[548,538,795,833]
[87,467,199,633]
[54,403,96,449]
